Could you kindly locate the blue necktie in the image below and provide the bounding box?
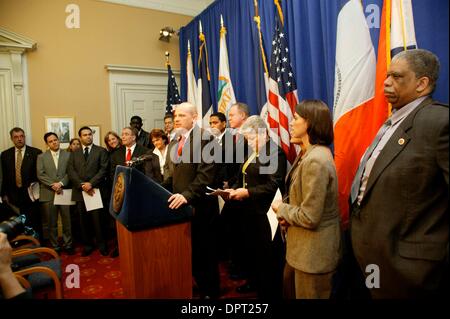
[350,119,392,205]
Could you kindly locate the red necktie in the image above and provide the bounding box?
[126,148,132,162]
[177,136,186,156]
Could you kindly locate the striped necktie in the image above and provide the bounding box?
[16,149,23,187]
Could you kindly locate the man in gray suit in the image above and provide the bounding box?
[350,49,448,298]
[37,132,74,254]
[67,126,109,256]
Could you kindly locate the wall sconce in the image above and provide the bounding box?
[159,27,176,42]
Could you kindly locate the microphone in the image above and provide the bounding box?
[126,154,153,167]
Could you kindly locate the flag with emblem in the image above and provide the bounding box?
[217,15,236,117]
[166,63,182,114]
[266,1,299,164]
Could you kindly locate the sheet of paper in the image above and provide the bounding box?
[54,189,76,206]
[267,188,282,241]
[28,182,40,202]
[82,188,103,211]
[205,186,230,200]
[218,196,225,214]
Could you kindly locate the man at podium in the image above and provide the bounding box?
[162,102,221,299]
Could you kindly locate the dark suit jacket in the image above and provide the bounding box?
[136,129,151,149]
[110,144,162,183]
[162,125,219,219]
[1,145,42,203]
[232,140,286,216]
[67,144,109,202]
[351,97,449,298]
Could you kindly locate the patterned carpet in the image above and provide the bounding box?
[51,246,256,299]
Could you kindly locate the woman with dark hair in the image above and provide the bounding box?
[150,128,169,178]
[66,138,81,152]
[104,131,121,153]
[66,137,82,245]
[272,100,341,299]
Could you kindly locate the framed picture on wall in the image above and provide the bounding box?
[88,125,101,146]
[45,117,75,149]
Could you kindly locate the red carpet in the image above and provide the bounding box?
[56,247,256,299]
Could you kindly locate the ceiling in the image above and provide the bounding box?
[97,0,215,17]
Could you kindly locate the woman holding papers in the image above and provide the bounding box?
[272,100,341,299]
[226,115,286,299]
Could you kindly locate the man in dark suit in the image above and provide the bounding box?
[37,132,73,254]
[221,103,250,282]
[130,115,151,149]
[67,126,109,256]
[110,127,161,183]
[350,49,448,298]
[162,102,221,299]
[1,127,42,237]
[109,126,161,258]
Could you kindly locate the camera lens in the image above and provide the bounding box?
[0,215,26,240]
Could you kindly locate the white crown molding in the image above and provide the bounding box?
[97,0,213,17]
[0,27,37,51]
[105,64,180,75]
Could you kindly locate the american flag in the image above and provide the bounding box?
[266,10,298,163]
[166,63,182,114]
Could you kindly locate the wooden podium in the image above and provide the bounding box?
[110,166,193,298]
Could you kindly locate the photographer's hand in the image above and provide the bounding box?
[0,233,26,299]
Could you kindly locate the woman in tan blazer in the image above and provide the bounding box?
[272,100,341,299]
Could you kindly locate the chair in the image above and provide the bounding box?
[12,246,63,299]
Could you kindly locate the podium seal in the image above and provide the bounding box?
[113,172,125,213]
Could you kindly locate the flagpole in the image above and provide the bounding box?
[165,51,170,67]
[274,0,284,26]
[253,0,269,75]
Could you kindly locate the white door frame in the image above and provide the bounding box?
[106,64,180,132]
[0,28,36,150]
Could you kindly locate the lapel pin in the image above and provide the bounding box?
[398,138,405,145]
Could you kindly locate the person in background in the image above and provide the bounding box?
[103,130,122,250]
[150,129,169,179]
[37,132,74,255]
[164,113,176,143]
[66,137,82,245]
[67,138,81,153]
[130,115,151,149]
[104,131,122,153]
[222,103,250,281]
[1,128,42,239]
[67,126,109,257]
[226,115,286,299]
[272,100,341,299]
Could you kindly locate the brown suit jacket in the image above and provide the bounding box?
[350,97,449,298]
[277,144,341,274]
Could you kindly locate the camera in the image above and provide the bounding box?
[0,215,26,240]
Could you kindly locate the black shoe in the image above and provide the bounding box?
[110,247,119,258]
[236,283,256,294]
[64,247,76,255]
[99,248,109,256]
[81,246,94,257]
